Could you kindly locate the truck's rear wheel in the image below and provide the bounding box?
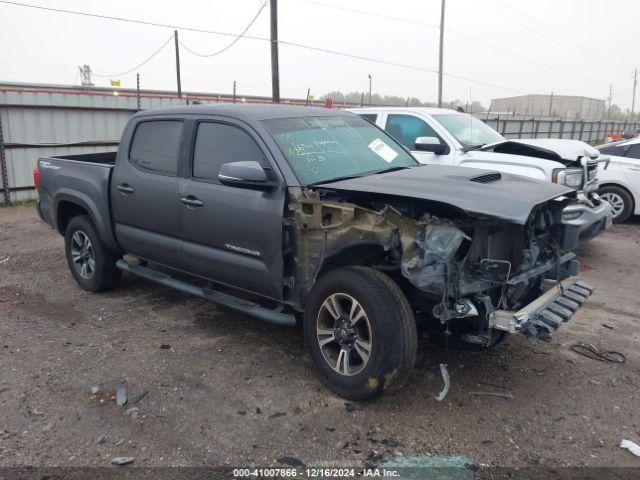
[304,267,417,400]
[65,215,121,292]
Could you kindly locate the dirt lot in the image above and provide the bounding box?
[1,204,639,470]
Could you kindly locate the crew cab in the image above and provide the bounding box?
[36,105,594,400]
[349,107,612,241]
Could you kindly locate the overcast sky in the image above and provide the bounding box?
[1,0,639,109]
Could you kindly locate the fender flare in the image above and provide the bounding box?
[54,189,119,251]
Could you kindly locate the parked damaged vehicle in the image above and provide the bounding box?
[35,105,594,400]
[349,107,612,241]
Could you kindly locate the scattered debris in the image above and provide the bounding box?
[570,343,625,364]
[160,344,171,350]
[434,363,450,402]
[237,410,247,416]
[553,415,566,422]
[529,452,542,464]
[381,438,399,447]
[116,387,127,407]
[602,324,615,330]
[96,434,107,444]
[256,407,262,415]
[0,388,9,395]
[269,412,286,419]
[0,255,10,265]
[344,402,359,412]
[367,450,383,462]
[325,427,336,432]
[592,439,604,448]
[111,457,134,466]
[41,422,54,433]
[620,439,640,457]
[129,390,148,405]
[277,456,305,468]
[90,386,99,395]
[125,407,139,419]
[470,391,514,400]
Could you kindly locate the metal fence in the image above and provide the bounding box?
[1,83,639,205]
[478,114,639,144]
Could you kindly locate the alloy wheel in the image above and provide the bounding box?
[70,231,95,279]
[316,293,373,376]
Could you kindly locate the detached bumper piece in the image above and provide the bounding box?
[490,276,594,343]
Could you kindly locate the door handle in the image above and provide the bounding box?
[117,184,134,194]
[180,195,204,208]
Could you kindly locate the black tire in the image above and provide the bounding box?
[65,215,121,292]
[428,325,507,352]
[303,266,417,400]
[599,185,634,224]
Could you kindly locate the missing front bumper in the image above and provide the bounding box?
[489,276,594,341]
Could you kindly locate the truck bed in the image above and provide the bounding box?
[37,151,119,250]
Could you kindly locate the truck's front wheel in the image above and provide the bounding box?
[65,215,121,292]
[304,267,417,400]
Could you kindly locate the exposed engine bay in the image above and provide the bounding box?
[285,187,586,346]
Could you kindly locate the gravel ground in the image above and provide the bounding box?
[1,204,639,469]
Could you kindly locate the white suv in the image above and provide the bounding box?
[348,107,612,238]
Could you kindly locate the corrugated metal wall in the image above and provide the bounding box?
[1,85,639,205]
[0,87,217,203]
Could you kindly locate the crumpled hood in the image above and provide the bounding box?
[317,165,573,224]
[481,138,601,164]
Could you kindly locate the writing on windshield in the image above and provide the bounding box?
[263,115,416,185]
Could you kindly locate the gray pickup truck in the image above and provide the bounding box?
[36,105,593,400]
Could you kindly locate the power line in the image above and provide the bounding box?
[291,0,612,87]
[178,1,268,57]
[0,0,526,94]
[93,35,173,78]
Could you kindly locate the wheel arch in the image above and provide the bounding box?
[54,190,119,251]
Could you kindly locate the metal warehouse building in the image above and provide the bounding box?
[489,94,606,120]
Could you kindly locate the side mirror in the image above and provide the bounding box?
[218,161,277,189]
[415,136,447,154]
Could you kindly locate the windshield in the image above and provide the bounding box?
[432,114,504,148]
[263,115,417,185]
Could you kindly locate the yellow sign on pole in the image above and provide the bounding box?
[110,79,121,87]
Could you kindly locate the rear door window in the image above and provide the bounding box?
[626,144,640,160]
[129,120,183,175]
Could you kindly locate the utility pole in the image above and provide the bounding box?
[437,0,445,107]
[136,73,141,111]
[368,74,372,105]
[632,68,638,116]
[174,30,182,99]
[233,81,237,103]
[548,91,554,117]
[270,0,280,103]
[78,65,93,90]
[608,83,613,111]
[305,88,310,106]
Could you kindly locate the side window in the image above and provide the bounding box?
[599,145,628,156]
[129,120,183,175]
[359,113,378,124]
[385,114,439,149]
[193,122,265,182]
[626,144,640,160]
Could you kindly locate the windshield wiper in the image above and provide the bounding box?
[307,174,366,186]
[372,165,413,175]
[462,143,487,153]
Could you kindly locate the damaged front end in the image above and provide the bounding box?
[285,187,591,346]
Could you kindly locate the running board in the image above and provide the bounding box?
[116,260,296,327]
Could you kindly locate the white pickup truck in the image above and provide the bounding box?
[349,107,612,240]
